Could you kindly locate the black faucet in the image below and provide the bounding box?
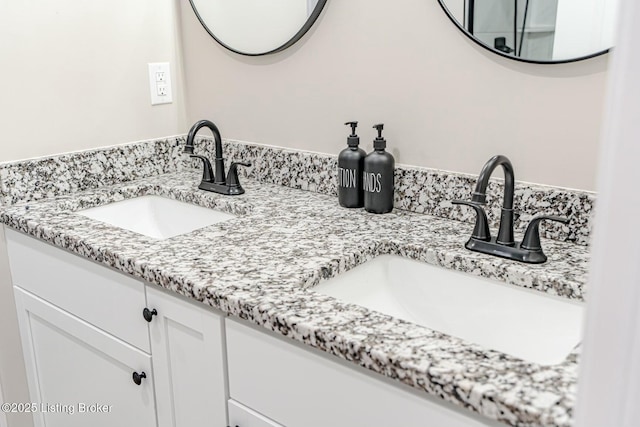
[184,120,251,195]
[470,154,515,246]
[453,155,569,264]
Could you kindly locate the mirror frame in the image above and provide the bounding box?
[437,0,610,64]
[189,0,328,56]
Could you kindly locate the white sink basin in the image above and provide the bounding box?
[77,195,235,239]
[313,255,584,365]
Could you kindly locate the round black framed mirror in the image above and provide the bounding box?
[437,0,618,64]
[189,0,328,56]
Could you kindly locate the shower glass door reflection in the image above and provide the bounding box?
[466,0,558,61]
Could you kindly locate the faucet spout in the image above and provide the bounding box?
[185,119,225,184]
[471,155,515,246]
[471,155,514,208]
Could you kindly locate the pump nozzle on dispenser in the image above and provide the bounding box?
[344,121,360,148]
[372,123,386,150]
[345,121,358,137]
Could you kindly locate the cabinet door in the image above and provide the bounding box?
[147,285,227,427]
[228,400,284,427]
[13,287,157,427]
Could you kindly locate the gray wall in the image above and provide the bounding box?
[180,0,607,191]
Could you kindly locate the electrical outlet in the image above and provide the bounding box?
[148,63,173,105]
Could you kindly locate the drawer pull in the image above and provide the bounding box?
[142,308,157,322]
[132,371,147,385]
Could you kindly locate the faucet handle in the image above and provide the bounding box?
[452,200,491,241]
[226,162,252,194]
[521,215,570,251]
[190,155,214,182]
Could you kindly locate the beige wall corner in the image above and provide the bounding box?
[0,0,187,163]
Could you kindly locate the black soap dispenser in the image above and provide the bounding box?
[338,121,366,208]
[363,124,395,214]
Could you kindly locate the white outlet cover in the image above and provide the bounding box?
[148,62,173,105]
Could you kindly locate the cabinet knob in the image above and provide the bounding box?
[142,308,157,322]
[132,371,147,385]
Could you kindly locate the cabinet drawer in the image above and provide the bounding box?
[5,228,150,352]
[228,400,284,427]
[226,319,502,427]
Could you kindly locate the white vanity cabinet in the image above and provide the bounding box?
[5,229,227,427]
[5,228,507,427]
[226,319,503,427]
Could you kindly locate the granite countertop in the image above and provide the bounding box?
[0,169,590,427]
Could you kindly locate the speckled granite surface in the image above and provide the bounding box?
[0,137,596,246]
[0,136,185,206]
[1,163,589,426]
[215,139,595,247]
